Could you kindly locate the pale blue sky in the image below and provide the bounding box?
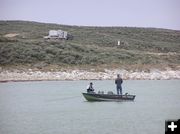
[0,0,180,30]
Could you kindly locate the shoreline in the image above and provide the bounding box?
[0,69,180,82]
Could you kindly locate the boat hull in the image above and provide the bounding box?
[82,93,135,101]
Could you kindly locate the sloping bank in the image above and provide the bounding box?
[0,69,180,82]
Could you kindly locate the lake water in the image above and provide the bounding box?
[0,80,180,134]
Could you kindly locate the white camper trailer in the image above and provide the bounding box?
[44,30,68,39]
[49,30,59,37]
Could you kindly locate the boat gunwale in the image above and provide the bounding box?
[82,92,136,101]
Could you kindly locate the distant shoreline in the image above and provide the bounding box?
[0,68,180,82]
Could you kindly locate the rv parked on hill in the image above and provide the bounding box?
[44,30,73,40]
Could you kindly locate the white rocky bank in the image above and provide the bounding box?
[0,69,180,81]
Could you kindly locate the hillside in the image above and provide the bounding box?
[0,21,180,71]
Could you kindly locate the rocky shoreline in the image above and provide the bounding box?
[0,68,180,82]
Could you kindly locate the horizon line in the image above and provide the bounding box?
[0,19,180,31]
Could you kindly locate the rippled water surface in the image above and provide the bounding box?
[0,80,180,134]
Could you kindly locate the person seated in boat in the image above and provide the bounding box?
[115,74,123,95]
[86,82,95,93]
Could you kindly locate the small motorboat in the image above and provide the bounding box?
[82,92,136,101]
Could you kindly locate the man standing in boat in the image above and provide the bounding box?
[86,82,95,93]
[115,74,123,95]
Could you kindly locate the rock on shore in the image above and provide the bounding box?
[0,69,180,82]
